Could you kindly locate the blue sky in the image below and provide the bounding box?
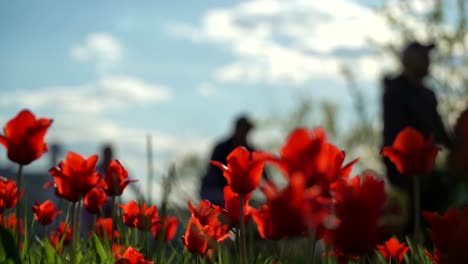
[1,0,433,201]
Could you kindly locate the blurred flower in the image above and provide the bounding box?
[104,160,137,196]
[252,174,328,240]
[44,175,80,202]
[222,185,252,226]
[183,200,230,256]
[134,203,158,231]
[376,237,409,263]
[423,207,468,264]
[0,213,24,235]
[113,243,127,259]
[326,173,388,262]
[50,222,72,249]
[0,176,23,213]
[119,200,139,228]
[381,127,439,176]
[32,200,61,225]
[119,200,158,231]
[84,187,107,214]
[273,128,358,193]
[49,152,101,200]
[115,246,153,264]
[95,218,119,241]
[188,200,223,227]
[0,109,52,165]
[151,216,178,241]
[183,216,210,255]
[211,146,268,195]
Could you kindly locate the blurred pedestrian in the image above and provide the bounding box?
[200,115,260,206]
[381,41,454,237]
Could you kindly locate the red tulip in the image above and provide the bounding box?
[0,109,52,165]
[95,218,119,241]
[183,200,231,255]
[326,173,387,261]
[135,203,158,231]
[119,200,139,228]
[0,176,23,213]
[0,213,24,235]
[119,201,159,231]
[50,222,72,248]
[423,207,468,264]
[84,187,107,214]
[275,128,358,192]
[381,127,439,176]
[183,216,210,255]
[211,146,268,195]
[188,200,223,227]
[151,216,178,241]
[188,200,230,240]
[49,152,101,198]
[32,200,61,225]
[116,246,153,264]
[222,186,252,226]
[252,174,328,240]
[104,160,137,196]
[376,237,409,263]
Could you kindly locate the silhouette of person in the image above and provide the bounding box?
[381,41,454,237]
[97,143,113,174]
[200,115,258,206]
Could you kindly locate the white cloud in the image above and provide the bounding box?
[70,32,122,71]
[197,82,217,97]
[3,75,172,115]
[169,0,400,85]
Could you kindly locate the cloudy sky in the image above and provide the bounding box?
[0,0,434,202]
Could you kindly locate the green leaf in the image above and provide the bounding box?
[91,234,108,263]
[42,239,58,264]
[0,226,21,264]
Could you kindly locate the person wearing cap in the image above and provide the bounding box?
[381,41,454,237]
[200,115,257,206]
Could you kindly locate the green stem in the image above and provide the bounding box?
[145,230,151,257]
[239,194,247,264]
[15,164,23,245]
[324,241,329,264]
[308,230,316,264]
[70,202,76,264]
[413,176,421,243]
[111,196,116,243]
[76,199,82,248]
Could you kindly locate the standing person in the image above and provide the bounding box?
[97,143,114,175]
[381,41,454,237]
[200,115,257,206]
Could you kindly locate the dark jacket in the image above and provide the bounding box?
[199,137,254,205]
[382,74,453,150]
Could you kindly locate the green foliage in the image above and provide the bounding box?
[0,226,21,264]
[91,234,109,263]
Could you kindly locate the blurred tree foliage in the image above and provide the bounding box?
[258,0,468,175]
[376,0,468,124]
